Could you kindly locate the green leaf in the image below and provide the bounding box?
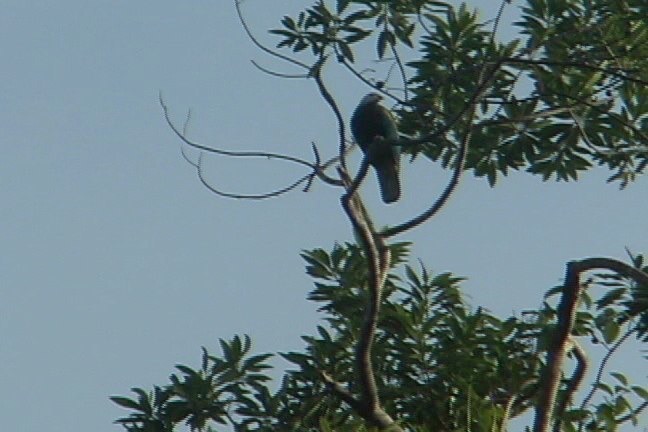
[337,41,354,62]
[631,385,648,400]
[610,371,628,387]
[110,396,141,411]
[601,319,620,344]
[336,0,350,14]
[377,30,394,59]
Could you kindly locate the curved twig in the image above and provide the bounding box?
[161,95,314,169]
[250,60,308,79]
[234,0,309,71]
[312,56,349,171]
[387,31,408,102]
[617,400,648,424]
[196,153,310,199]
[381,57,502,238]
[159,94,343,199]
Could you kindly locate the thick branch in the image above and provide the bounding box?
[552,340,588,432]
[535,257,648,432]
[534,262,584,432]
[338,168,401,431]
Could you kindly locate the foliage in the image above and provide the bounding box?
[115,0,648,431]
[269,0,648,187]
[112,246,648,431]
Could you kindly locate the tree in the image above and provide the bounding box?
[112,0,648,431]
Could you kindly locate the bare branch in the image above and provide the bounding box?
[320,371,363,413]
[312,57,349,171]
[476,106,576,128]
[617,400,648,424]
[234,0,309,71]
[388,41,408,102]
[160,94,346,199]
[552,90,648,145]
[250,60,308,79]
[572,257,648,286]
[196,153,309,199]
[382,57,504,238]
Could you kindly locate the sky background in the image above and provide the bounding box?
[0,1,646,431]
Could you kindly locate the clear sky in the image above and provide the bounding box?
[0,1,645,431]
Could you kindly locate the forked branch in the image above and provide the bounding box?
[534,257,648,432]
[337,165,401,431]
[160,94,345,199]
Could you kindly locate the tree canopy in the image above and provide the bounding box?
[112,1,648,431]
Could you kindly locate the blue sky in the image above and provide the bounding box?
[0,1,645,431]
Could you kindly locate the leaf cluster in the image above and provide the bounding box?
[269,0,648,187]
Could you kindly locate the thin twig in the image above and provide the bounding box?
[503,58,648,86]
[250,60,308,79]
[320,371,363,413]
[234,0,308,70]
[160,94,345,197]
[577,327,636,432]
[312,57,349,171]
[196,153,309,199]
[388,40,408,103]
[382,58,504,238]
[617,400,648,424]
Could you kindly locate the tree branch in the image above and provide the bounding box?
[337,167,401,431]
[552,339,588,432]
[503,57,648,86]
[381,57,504,238]
[577,327,635,432]
[160,94,346,199]
[534,257,648,432]
[312,57,350,172]
[250,60,308,79]
[534,262,584,432]
[234,0,309,71]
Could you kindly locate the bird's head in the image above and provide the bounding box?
[359,92,382,106]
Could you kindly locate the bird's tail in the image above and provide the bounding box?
[375,163,400,204]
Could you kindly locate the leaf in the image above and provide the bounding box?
[110,396,141,411]
[337,41,354,63]
[610,371,628,387]
[377,30,394,59]
[601,319,620,344]
[336,0,350,14]
[631,385,648,400]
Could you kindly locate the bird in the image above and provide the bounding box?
[351,93,401,204]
